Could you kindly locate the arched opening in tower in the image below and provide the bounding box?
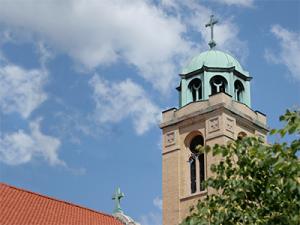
[210,75,227,95]
[237,131,247,140]
[189,135,205,193]
[188,78,202,102]
[234,80,245,103]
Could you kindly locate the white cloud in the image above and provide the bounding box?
[0,119,64,166]
[153,197,162,210]
[0,30,13,45]
[36,41,53,68]
[161,1,248,64]
[0,0,192,93]
[50,110,105,145]
[140,212,162,225]
[161,0,181,11]
[0,63,47,118]
[265,25,300,81]
[189,10,248,63]
[0,1,249,93]
[213,0,254,7]
[139,197,162,225]
[89,74,161,135]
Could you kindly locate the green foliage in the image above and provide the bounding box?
[181,110,300,225]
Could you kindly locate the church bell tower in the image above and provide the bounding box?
[160,15,268,225]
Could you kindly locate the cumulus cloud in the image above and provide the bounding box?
[89,74,161,135]
[213,0,254,7]
[50,109,107,145]
[36,41,53,68]
[0,63,47,118]
[190,10,248,62]
[153,197,162,210]
[0,0,249,93]
[140,212,162,225]
[0,0,192,93]
[0,119,64,166]
[139,196,162,225]
[161,1,248,63]
[264,25,300,81]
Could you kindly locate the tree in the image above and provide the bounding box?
[181,110,300,225]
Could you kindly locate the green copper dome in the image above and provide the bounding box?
[178,15,252,109]
[182,50,247,75]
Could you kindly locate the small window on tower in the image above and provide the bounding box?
[190,135,204,153]
[189,135,205,194]
[188,78,202,102]
[210,75,227,95]
[234,80,245,102]
[237,131,247,140]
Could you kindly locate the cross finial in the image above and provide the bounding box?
[205,15,218,49]
[112,187,125,214]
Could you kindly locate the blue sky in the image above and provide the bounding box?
[0,0,299,224]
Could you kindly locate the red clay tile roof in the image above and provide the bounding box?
[0,183,124,225]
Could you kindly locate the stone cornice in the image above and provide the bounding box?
[179,65,252,81]
[160,102,268,133]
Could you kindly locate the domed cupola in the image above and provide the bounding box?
[177,15,252,108]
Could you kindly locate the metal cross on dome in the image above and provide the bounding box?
[112,187,125,214]
[205,15,218,49]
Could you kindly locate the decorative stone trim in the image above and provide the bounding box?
[165,131,176,147]
[208,117,220,133]
[180,190,208,202]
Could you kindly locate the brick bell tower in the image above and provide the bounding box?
[160,15,268,225]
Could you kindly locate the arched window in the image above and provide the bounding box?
[237,131,247,140]
[189,135,205,193]
[190,135,204,153]
[234,80,245,102]
[210,75,227,95]
[188,78,202,102]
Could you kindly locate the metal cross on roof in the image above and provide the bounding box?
[205,15,218,49]
[112,187,125,214]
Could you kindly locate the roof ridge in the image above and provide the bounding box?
[0,182,116,220]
